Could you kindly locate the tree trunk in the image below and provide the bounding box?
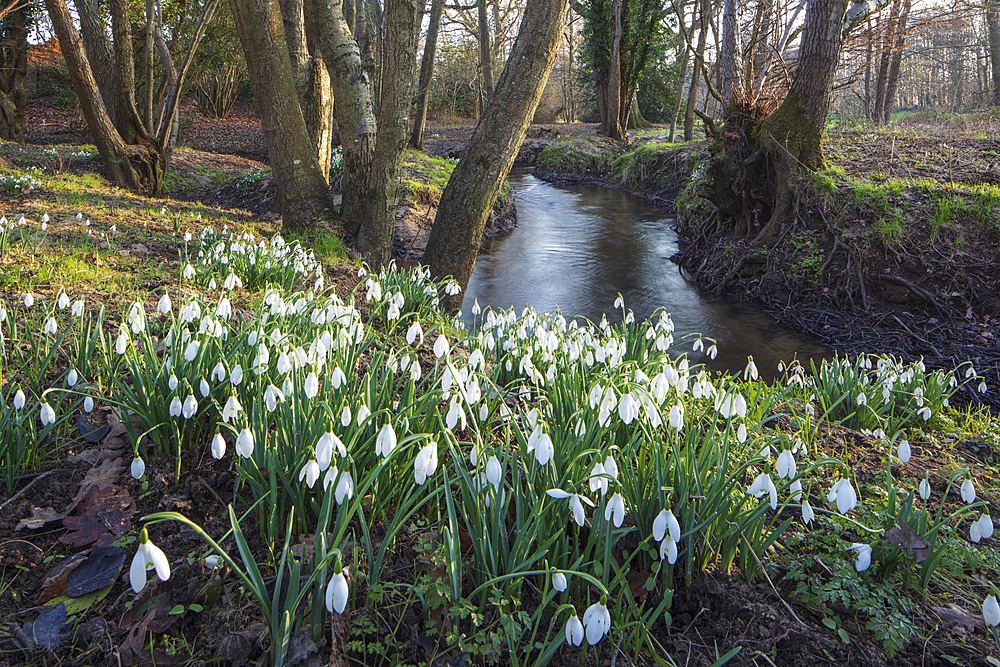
[599,0,624,139]
[478,0,494,103]
[669,6,690,143]
[872,0,900,124]
[230,0,333,229]
[0,4,27,142]
[76,0,121,131]
[410,0,444,149]
[44,0,157,193]
[721,0,745,109]
[424,0,568,311]
[354,0,424,268]
[881,0,910,123]
[987,0,1000,105]
[627,90,652,129]
[684,0,707,141]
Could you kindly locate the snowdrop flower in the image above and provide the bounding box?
[182,264,196,280]
[304,372,319,399]
[546,489,595,527]
[660,536,678,563]
[744,357,758,381]
[376,424,397,457]
[184,341,200,362]
[801,499,815,525]
[71,299,85,317]
[552,571,568,592]
[565,613,584,646]
[850,543,872,572]
[972,521,983,543]
[434,334,450,358]
[222,395,242,422]
[980,514,995,539]
[414,442,438,485]
[131,457,145,479]
[653,509,681,543]
[169,396,182,417]
[668,403,684,430]
[40,402,55,425]
[199,379,211,398]
[299,460,320,488]
[918,406,932,421]
[790,479,803,502]
[896,439,911,464]
[236,428,254,457]
[157,294,171,314]
[984,595,1000,627]
[980,381,988,393]
[749,473,778,511]
[605,493,626,527]
[582,600,611,645]
[42,317,57,335]
[57,292,70,309]
[962,478,976,504]
[182,395,198,419]
[707,344,718,359]
[229,365,244,386]
[919,475,931,501]
[67,369,79,387]
[776,450,796,479]
[83,396,94,412]
[211,433,226,459]
[617,393,639,424]
[828,478,858,514]
[130,528,170,593]
[856,392,867,406]
[115,329,129,355]
[589,462,607,495]
[325,564,349,614]
[13,389,26,410]
[532,430,554,466]
[485,456,502,488]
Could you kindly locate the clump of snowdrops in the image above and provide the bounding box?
[1,261,991,665]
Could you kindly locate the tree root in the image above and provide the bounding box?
[879,275,948,320]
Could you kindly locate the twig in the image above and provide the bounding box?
[740,534,810,630]
[0,470,55,512]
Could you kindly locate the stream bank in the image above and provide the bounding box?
[490,129,1000,409]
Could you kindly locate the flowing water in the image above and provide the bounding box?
[461,173,831,379]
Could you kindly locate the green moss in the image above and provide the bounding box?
[611,142,696,193]
[536,137,621,175]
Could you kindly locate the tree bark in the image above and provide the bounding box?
[230,0,333,228]
[478,0,494,103]
[410,0,444,149]
[600,0,624,138]
[987,0,1000,105]
[75,0,121,131]
[0,3,27,142]
[684,0,707,141]
[354,0,424,268]
[425,0,568,311]
[881,0,910,123]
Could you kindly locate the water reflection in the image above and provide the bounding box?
[461,173,830,379]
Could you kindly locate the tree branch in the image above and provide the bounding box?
[843,0,892,37]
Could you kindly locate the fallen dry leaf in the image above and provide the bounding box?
[34,552,90,604]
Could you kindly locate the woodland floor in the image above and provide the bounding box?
[1,100,999,667]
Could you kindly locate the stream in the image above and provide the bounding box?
[460,172,831,379]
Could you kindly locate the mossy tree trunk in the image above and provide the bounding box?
[410,0,444,149]
[0,3,27,142]
[709,0,849,245]
[424,0,568,311]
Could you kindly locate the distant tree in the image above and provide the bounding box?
[0,0,29,142]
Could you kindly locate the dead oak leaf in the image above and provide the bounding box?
[885,522,931,562]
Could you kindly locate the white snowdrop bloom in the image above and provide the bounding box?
[184,340,200,362]
[83,396,94,413]
[157,294,171,314]
[445,280,461,296]
[897,440,911,464]
[919,475,931,500]
[790,479,803,502]
[828,478,858,514]
[744,358,758,381]
[57,292,70,309]
[414,442,439,485]
[433,334,450,358]
[962,478,976,504]
[660,536,678,563]
[131,457,145,479]
[582,602,612,645]
[737,423,748,443]
[127,302,145,333]
[198,378,211,398]
[330,366,347,389]
[617,392,639,425]
[749,473,778,511]
[223,273,242,290]
[980,381,988,393]
[605,493,626,528]
[801,499,815,524]
[984,595,1000,627]
[589,462,608,495]
[446,398,466,431]
[236,428,255,457]
[409,358,422,381]
[304,372,319,399]
[71,299,85,317]
[169,396,182,417]
[222,395,242,422]
[277,352,292,375]
[208,278,217,290]
[13,389,26,410]
[130,529,170,594]
[972,521,983,543]
[850,543,873,572]
[210,433,226,459]
[776,450,796,479]
[546,489,594,527]
[42,317,57,335]
[376,424,397,458]
[707,344,718,359]
[918,406,932,421]
[533,431,554,466]
[182,395,198,419]
[229,365,244,386]
[67,369,79,386]
[668,403,684,430]
[340,405,352,428]
[39,402,56,425]
[552,571,567,593]
[980,514,995,539]
[485,456,502,488]
[167,374,179,391]
[355,403,371,425]
[299,460,320,488]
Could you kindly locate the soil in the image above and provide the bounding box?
[3,100,999,667]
